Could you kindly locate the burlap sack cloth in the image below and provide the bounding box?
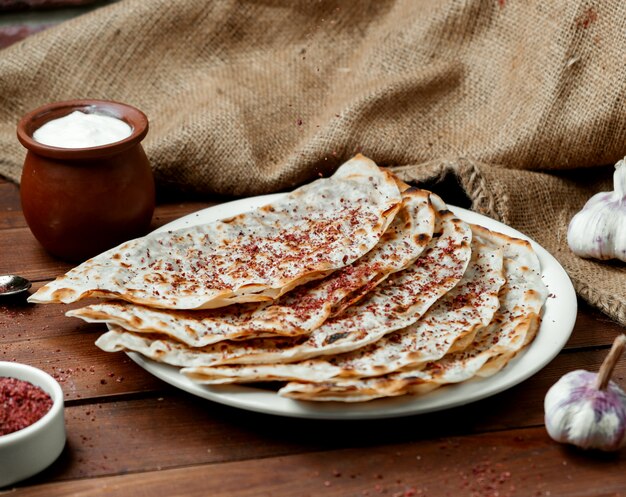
[0,0,624,323]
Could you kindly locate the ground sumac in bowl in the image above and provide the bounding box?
[0,377,53,436]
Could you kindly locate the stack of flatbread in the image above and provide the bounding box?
[29,155,548,402]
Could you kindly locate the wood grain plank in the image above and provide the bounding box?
[19,394,330,485]
[0,390,570,485]
[1,330,165,401]
[14,425,626,497]
[566,301,625,349]
[150,201,218,228]
[4,344,626,481]
[0,281,94,341]
[0,226,75,280]
[2,342,164,401]
[0,181,25,229]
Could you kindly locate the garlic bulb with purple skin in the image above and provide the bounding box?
[544,334,626,451]
[567,158,626,261]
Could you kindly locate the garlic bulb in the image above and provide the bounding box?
[567,158,626,261]
[544,334,626,451]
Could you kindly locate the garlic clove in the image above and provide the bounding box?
[544,334,626,451]
[545,370,626,451]
[567,158,626,261]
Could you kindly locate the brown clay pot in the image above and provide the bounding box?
[17,99,155,262]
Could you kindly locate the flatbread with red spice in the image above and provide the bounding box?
[66,188,435,343]
[94,194,472,366]
[279,227,547,402]
[29,155,402,310]
[181,234,504,384]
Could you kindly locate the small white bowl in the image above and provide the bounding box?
[0,362,66,488]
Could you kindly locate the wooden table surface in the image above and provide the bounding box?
[1,174,626,497]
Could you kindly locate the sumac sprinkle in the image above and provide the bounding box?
[0,377,53,436]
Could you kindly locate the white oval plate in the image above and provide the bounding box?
[127,193,577,419]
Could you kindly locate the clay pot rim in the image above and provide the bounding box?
[17,99,149,160]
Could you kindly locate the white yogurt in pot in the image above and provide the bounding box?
[32,110,133,149]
